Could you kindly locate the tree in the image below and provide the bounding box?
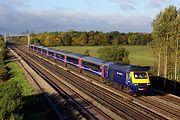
[77,32,88,46]
[98,46,130,64]
[0,39,6,81]
[61,33,72,46]
[0,81,23,119]
[31,38,41,45]
[128,33,139,45]
[152,5,180,86]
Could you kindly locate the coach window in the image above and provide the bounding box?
[49,51,54,56]
[42,49,46,54]
[56,53,64,59]
[38,48,41,52]
[67,57,78,64]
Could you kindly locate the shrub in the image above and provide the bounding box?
[98,46,130,64]
[0,81,23,120]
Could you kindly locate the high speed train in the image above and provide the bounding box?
[29,45,151,95]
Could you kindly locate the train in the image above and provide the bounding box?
[29,44,151,95]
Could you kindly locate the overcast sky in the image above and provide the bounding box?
[0,0,180,34]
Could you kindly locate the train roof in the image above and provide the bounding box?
[37,46,44,48]
[41,46,49,50]
[104,61,116,67]
[66,52,85,59]
[110,63,150,72]
[82,56,107,65]
[48,48,55,52]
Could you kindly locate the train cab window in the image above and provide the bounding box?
[134,72,147,79]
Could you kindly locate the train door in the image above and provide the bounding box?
[104,66,109,78]
[109,70,114,81]
[126,72,130,85]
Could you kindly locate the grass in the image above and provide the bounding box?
[53,45,156,66]
[7,61,33,96]
[4,61,48,120]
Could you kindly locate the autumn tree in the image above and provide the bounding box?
[88,32,97,46]
[77,32,88,46]
[60,32,72,46]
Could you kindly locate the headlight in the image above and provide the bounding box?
[147,83,151,85]
[134,83,138,86]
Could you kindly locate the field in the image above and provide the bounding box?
[53,45,156,66]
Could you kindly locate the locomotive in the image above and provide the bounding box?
[29,45,151,95]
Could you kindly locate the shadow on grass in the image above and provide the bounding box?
[20,93,83,120]
[20,93,58,120]
[5,66,14,80]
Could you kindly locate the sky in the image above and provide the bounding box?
[0,0,180,34]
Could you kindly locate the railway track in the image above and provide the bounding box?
[12,46,112,120]
[149,89,180,106]
[13,45,179,120]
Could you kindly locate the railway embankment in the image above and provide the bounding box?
[0,49,55,119]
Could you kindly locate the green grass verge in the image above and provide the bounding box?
[7,61,34,96]
[53,45,156,66]
[1,61,48,120]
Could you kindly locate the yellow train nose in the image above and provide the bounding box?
[130,71,150,84]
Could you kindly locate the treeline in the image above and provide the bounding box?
[17,31,152,46]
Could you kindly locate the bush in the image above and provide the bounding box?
[0,66,7,80]
[0,81,23,120]
[98,46,130,64]
[0,40,6,81]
